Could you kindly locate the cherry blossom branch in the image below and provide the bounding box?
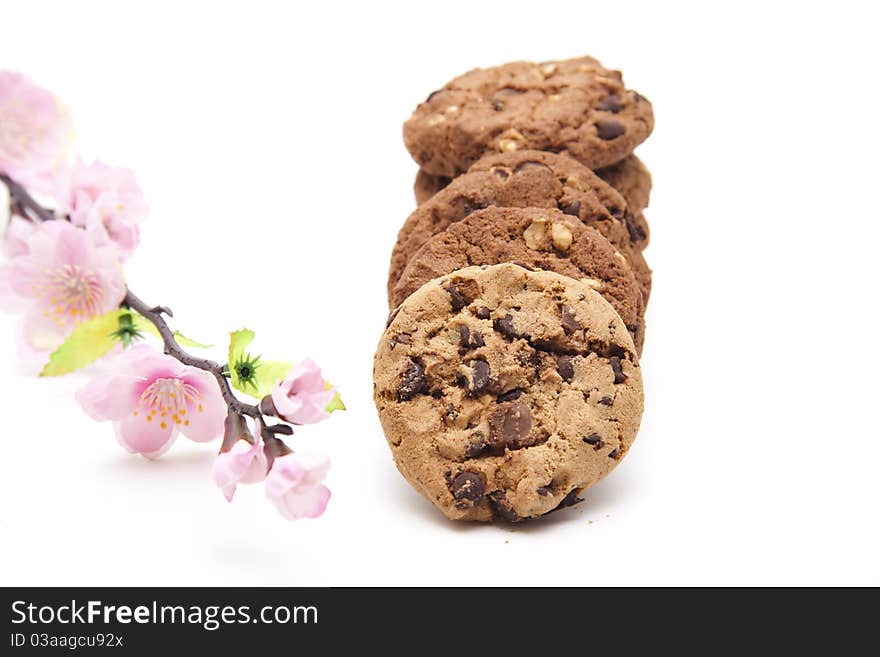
[1,71,335,520]
[122,289,262,420]
[0,172,57,222]
[1,174,263,421]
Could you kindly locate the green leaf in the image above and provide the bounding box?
[130,313,212,349]
[40,309,126,377]
[251,359,293,398]
[228,328,255,365]
[325,388,346,413]
[227,329,292,399]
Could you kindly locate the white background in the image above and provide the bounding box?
[1,1,878,586]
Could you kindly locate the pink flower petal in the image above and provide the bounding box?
[20,310,68,352]
[272,485,331,520]
[55,159,147,259]
[76,372,141,421]
[0,264,27,311]
[0,72,73,184]
[115,413,177,459]
[265,453,331,520]
[2,216,36,258]
[211,438,267,502]
[179,368,226,443]
[270,359,334,425]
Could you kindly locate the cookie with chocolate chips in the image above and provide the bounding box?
[403,56,654,178]
[595,154,652,211]
[414,153,652,211]
[392,206,646,353]
[373,264,644,522]
[389,149,652,307]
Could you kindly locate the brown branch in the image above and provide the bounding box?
[123,290,262,419]
[0,173,57,222]
[2,173,268,423]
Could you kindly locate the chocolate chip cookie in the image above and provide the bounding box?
[389,150,652,306]
[403,56,654,178]
[414,153,652,210]
[392,207,645,353]
[374,263,644,522]
[596,154,652,211]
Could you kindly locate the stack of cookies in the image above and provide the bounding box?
[374,56,653,522]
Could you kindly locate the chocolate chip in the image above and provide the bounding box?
[496,388,524,402]
[557,355,574,382]
[595,119,625,140]
[494,314,518,339]
[451,472,485,503]
[446,285,467,312]
[492,167,510,180]
[559,200,581,216]
[490,87,519,110]
[583,433,604,450]
[623,210,647,243]
[458,325,470,350]
[488,401,533,450]
[608,448,621,460]
[462,199,488,217]
[488,491,520,522]
[596,93,624,113]
[537,486,552,497]
[598,395,614,406]
[443,404,458,424]
[465,432,488,458]
[397,359,427,401]
[468,359,490,396]
[553,489,583,510]
[385,306,401,328]
[609,356,627,384]
[459,325,484,353]
[425,89,443,103]
[475,306,491,320]
[632,91,646,103]
[390,333,412,349]
[560,306,581,335]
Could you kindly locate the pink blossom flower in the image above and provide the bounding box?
[55,160,148,260]
[76,345,227,459]
[212,416,268,501]
[265,452,331,520]
[269,359,335,425]
[0,71,73,190]
[2,215,36,258]
[2,220,125,352]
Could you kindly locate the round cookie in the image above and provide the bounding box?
[403,56,654,178]
[596,154,652,211]
[374,263,644,522]
[392,207,646,353]
[389,150,652,305]
[414,153,652,210]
